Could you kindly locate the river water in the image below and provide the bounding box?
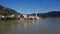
[0,18,60,34]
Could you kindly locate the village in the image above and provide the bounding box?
[0,13,40,21]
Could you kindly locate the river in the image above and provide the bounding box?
[0,18,60,34]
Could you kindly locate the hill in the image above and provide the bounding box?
[0,5,20,16]
[29,11,60,18]
[47,11,60,17]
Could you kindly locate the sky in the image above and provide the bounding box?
[0,0,60,14]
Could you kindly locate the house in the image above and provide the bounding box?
[20,14,40,20]
[20,14,28,18]
[8,14,15,17]
[23,14,28,18]
[1,16,5,18]
[0,15,5,20]
[0,15,5,18]
[29,16,40,20]
[8,13,21,18]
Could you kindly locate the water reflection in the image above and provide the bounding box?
[0,20,40,34]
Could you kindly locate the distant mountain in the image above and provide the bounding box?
[29,11,60,18]
[47,11,60,17]
[0,5,20,16]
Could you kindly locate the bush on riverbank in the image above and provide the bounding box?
[0,17,20,21]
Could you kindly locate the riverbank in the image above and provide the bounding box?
[0,19,40,24]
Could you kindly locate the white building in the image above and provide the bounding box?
[22,14,28,18]
[8,14,15,17]
[29,16,40,20]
